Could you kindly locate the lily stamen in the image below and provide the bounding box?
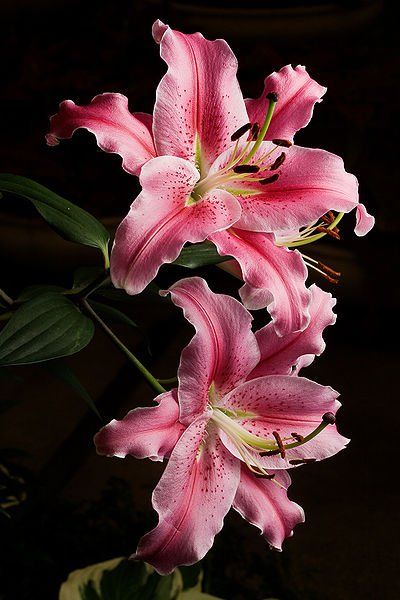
[212,406,336,464]
[259,174,280,185]
[269,152,286,170]
[230,122,252,142]
[233,164,260,174]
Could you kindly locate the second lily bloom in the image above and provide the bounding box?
[94,277,348,574]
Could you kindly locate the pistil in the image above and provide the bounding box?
[211,407,336,464]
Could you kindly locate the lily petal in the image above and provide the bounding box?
[245,64,326,141]
[249,284,336,379]
[210,228,311,336]
[162,277,260,425]
[134,417,240,575]
[220,375,349,469]
[152,20,248,171]
[213,143,360,233]
[233,467,304,550]
[355,203,375,236]
[110,156,241,294]
[46,93,156,176]
[94,390,185,461]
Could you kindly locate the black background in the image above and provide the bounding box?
[0,1,399,599]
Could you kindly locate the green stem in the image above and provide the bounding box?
[0,288,13,306]
[157,376,178,385]
[81,299,166,395]
[82,273,111,299]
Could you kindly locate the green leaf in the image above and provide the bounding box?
[0,174,110,265]
[173,242,231,269]
[44,360,102,419]
[17,285,66,302]
[179,592,223,600]
[0,292,94,366]
[60,558,183,600]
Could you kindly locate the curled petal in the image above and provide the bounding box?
[210,228,311,336]
[134,418,240,575]
[249,284,336,379]
[152,20,248,170]
[110,156,241,294]
[245,64,326,141]
[233,467,304,550]
[46,93,156,176]
[94,390,185,461]
[162,277,260,425]
[220,375,349,470]
[355,203,375,236]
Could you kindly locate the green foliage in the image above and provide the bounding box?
[0,174,110,265]
[173,242,231,269]
[60,558,223,600]
[0,292,94,366]
[44,360,102,419]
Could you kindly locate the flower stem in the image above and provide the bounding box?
[81,298,166,395]
[157,376,178,385]
[82,273,111,299]
[0,288,13,306]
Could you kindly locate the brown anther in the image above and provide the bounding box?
[251,123,260,140]
[231,122,252,142]
[267,91,279,103]
[269,152,286,170]
[317,261,341,278]
[255,473,275,479]
[260,449,280,457]
[291,432,305,443]
[322,273,340,285]
[272,431,286,459]
[289,458,317,465]
[272,139,293,148]
[233,164,260,174]
[322,412,336,425]
[315,226,341,240]
[260,174,279,185]
[321,211,335,224]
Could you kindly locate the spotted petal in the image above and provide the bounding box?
[210,228,311,336]
[219,375,348,470]
[233,467,304,550]
[152,20,248,171]
[211,143,360,233]
[110,156,241,294]
[249,284,336,379]
[245,64,326,141]
[46,93,156,176]
[162,277,260,425]
[134,418,240,575]
[93,390,185,462]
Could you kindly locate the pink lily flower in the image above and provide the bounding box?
[46,20,374,335]
[94,277,348,574]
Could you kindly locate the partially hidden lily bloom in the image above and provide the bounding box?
[94,277,348,574]
[46,20,374,335]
